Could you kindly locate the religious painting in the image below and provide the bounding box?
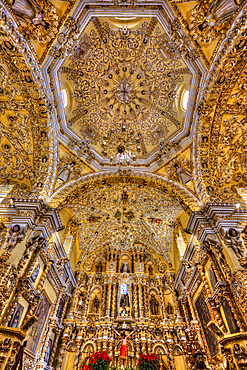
[26,294,51,354]
[195,291,220,358]
[207,265,217,292]
[222,298,239,334]
[9,303,24,329]
[44,338,53,364]
[31,263,40,283]
[57,298,65,320]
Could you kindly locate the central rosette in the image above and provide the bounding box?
[114,78,135,103]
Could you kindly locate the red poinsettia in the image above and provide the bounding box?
[81,366,93,370]
[89,351,112,370]
[137,354,159,370]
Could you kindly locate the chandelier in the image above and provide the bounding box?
[100,77,145,166]
[111,225,134,250]
[101,127,142,166]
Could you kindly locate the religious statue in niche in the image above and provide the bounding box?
[77,292,85,312]
[121,261,130,273]
[91,294,100,314]
[119,283,131,317]
[166,302,174,316]
[150,294,160,316]
[225,228,244,258]
[3,224,26,252]
[57,161,76,183]
[6,0,58,43]
[174,163,192,185]
[148,264,153,275]
[95,261,103,273]
[167,158,192,185]
[190,0,239,44]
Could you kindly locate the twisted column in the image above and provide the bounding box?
[133,284,138,319]
[138,284,144,318]
[111,283,117,319]
[106,283,112,317]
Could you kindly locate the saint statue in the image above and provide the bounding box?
[77,292,85,312]
[57,161,76,183]
[112,327,136,366]
[174,164,192,185]
[120,261,130,273]
[96,261,103,273]
[150,294,159,316]
[91,294,100,314]
[206,0,238,26]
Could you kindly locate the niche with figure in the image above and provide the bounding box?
[146,261,154,275]
[119,253,131,273]
[149,289,160,316]
[118,282,131,318]
[89,287,101,315]
[95,259,104,273]
[77,290,86,312]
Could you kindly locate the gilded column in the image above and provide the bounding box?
[158,286,166,319]
[138,284,144,318]
[133,284,138,319]
[83,288,91,319]
[143,284,148,318]
[111,283,117,319]
[106,283,112,317]
[101,283,107,317]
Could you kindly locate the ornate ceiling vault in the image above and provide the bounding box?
[0,2,247,370]
[194,8,247,202]
[49,171,200,211]
[45,4,206,170]
[0,7,57,199]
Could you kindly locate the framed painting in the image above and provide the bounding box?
[9,302,24,328]
[25,293,51,354]
[207,265,217,292]
[222,298,239,334]
[195,291,220,358]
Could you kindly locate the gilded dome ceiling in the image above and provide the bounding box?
[56,15,202,168]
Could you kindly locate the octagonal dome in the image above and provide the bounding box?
[54,14,203,169]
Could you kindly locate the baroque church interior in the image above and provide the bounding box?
[0,0,247,369]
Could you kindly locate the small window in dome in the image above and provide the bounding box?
[61,88,68,109]
[182,90,189,111]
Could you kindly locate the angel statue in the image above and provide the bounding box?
[225,228,244,258]
[3,224,26,252]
